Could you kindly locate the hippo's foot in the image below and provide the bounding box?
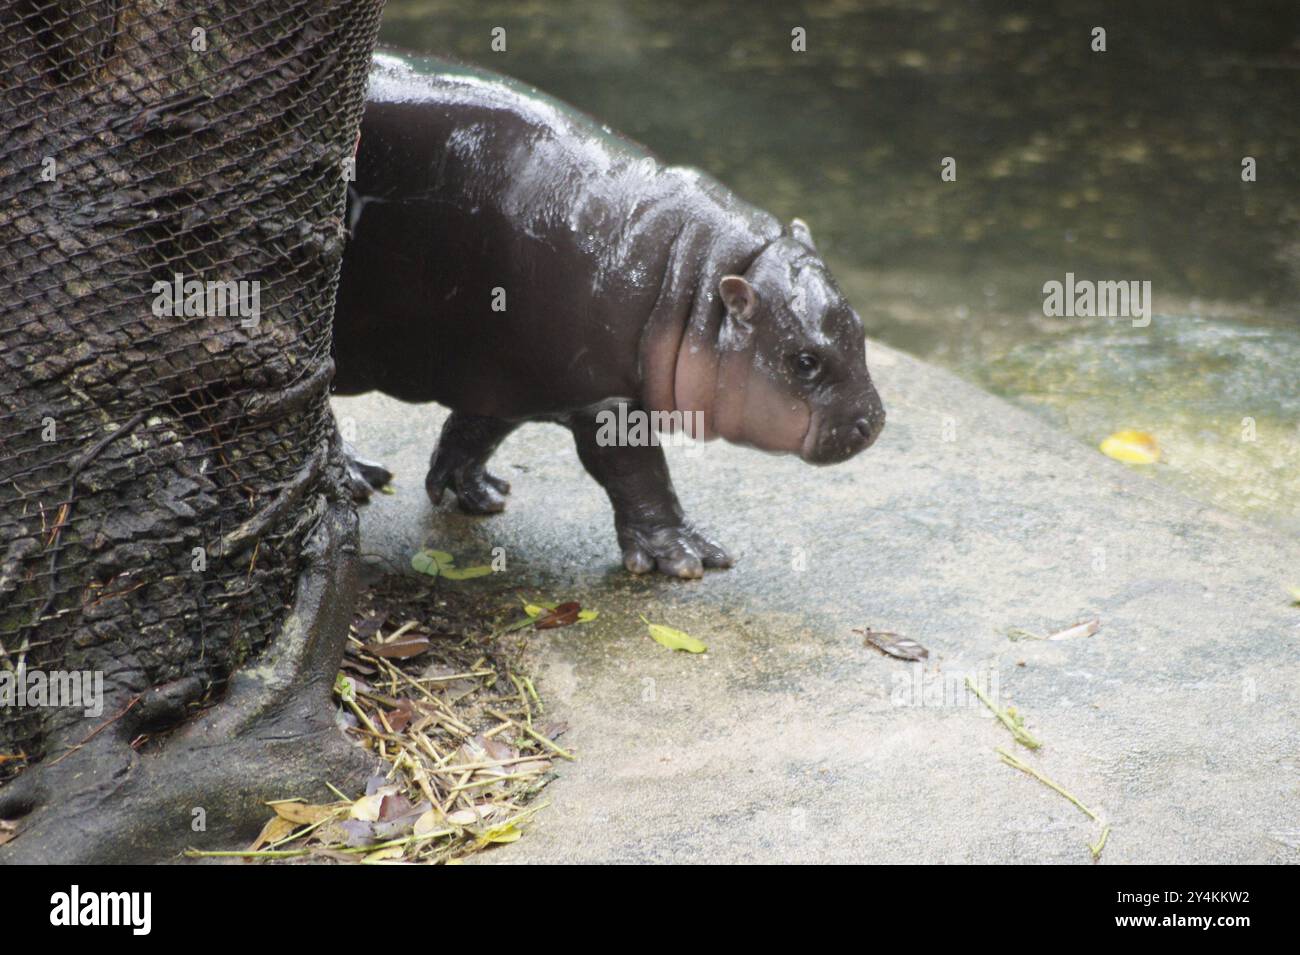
[427,463,512,514]
[346,456,394,502]
[618,520,734,579]
[343,447,394,503]
[425,412,521,514]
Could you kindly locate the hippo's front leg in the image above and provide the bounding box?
[569,407,733,578]
[426,412,519,513]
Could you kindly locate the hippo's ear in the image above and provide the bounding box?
[790,218,816,251]
[719,275,757,324]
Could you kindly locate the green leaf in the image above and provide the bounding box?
[410,550,441,577]
[333,673,356,703]
[641,614,706,653]
[440,565,493,580]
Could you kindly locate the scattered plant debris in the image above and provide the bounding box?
[1007,617,1100,642]
[187,577,564,864]
[996,747,1110,861]
[965,676,1041,749]
[855,627,929,661]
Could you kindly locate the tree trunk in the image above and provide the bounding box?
[0,0,384,862]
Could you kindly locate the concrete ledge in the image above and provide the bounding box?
[333,340,1298,864]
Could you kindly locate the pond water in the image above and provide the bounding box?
[378,1,1299,532]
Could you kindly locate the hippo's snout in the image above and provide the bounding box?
[802,392,885,465]
[855,401,886,450]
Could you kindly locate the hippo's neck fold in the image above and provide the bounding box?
[638,221,775,440]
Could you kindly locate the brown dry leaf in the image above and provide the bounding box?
[363,845,407,863]
[271,801,339,826]
[375,800,431,840]
[248,814,298,852]
[857,627,929,661]
[534,601,582,629]
[366,635,431,659]
[384,699,415,733]
[377,792,414,823]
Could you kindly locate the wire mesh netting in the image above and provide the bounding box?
[0,0,384,783]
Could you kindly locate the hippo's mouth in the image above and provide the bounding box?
[800,406,883,465]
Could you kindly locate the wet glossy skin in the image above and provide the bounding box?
[333,52,885,576]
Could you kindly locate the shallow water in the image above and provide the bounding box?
[378,1,1299,530]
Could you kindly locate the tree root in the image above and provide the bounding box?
[0,498,375,864]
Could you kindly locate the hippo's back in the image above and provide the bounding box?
[333,52,776,418]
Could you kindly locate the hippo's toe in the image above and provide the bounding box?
[619,523,733,579]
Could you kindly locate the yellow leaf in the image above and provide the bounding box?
[640,614,707,653]
[249,814,298,851]
[477,821,522,845]
[271,801,338,826]
[349,792,386,822]
[1100,430,1159,464]
[413,808,445,836]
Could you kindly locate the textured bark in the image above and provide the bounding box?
[0,0,384,861]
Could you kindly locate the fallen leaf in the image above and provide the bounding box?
[440,564,493,580]
[377,793,415,823]
[412,549,493,580]
[410,549,451,577]
[365,635,431,658]
[523,599,598,624]
[1100,430,1159,464]
[374,799,431,839]
[447,810,488,826]
[476,820,523,845]
[271,801,339,826]
[414,808,445,835]
[857,628,929,661]
[641,615,707,653]
[1046,618,1100,641]
[534,602,582,629]
[248,815,298,851]
[350,787,397,822]
[340,819,376,846]
[384,700,414,733]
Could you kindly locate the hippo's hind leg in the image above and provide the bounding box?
[569,404,733,579]
[427,412,518,514]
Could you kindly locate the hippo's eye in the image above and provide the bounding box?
[792,351,822,380]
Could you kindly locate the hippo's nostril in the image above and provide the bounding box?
[854,418,872,439]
